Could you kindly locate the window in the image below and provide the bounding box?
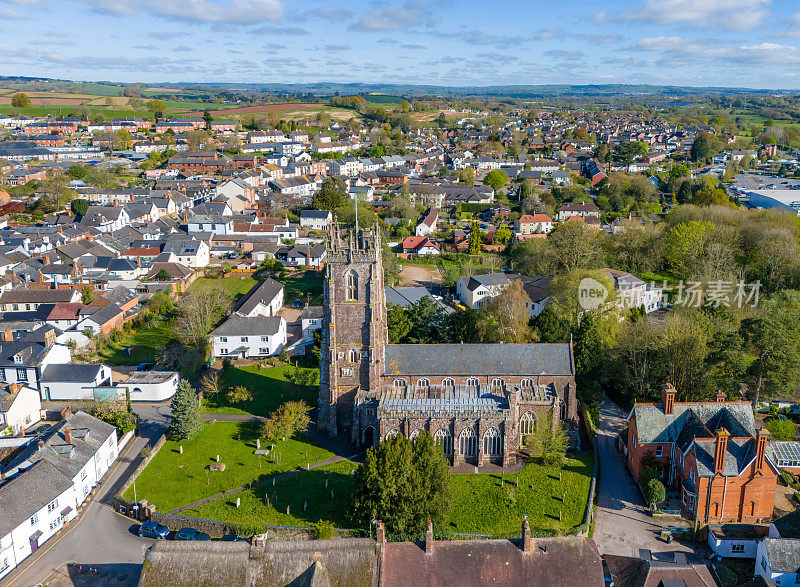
[483,428,502,456]
[731,544,745,553]
[241,336,248,342]
[259,348,267,354]
[349,349,359,363]
[459,427,477,457]
[81,469,87,481]
[261,336,268,342]
[521,378,533,388]
[393,379,406,388]
[47,499,58,513]
[490,378,505,391]
[16,368,27,381]
[520,412,537,437]
[466,377,480,390]
[220,336,227,343]
[655,446,663,458]
[49,520,60,532]
[416,378,430,390]
[346,270,358,301]
[761,558,768,572]
[442,378,455,391]
[384,429,399,441]
[434,428,453,456]
[30,514,38,526]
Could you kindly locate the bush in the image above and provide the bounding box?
[646,478,666,507]
[313,520,336,540]
[766,418,798,441]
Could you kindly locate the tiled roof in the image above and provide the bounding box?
[632,402,755,446]
[764,538,800,573]
[0,459,73,537]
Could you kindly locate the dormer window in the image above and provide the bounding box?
[13,354,22,364]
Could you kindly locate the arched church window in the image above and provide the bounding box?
[346,270,358,301]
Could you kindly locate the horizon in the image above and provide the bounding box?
[1,0,800,90]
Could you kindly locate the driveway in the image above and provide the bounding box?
[593,398,693,557]
[1,403,171,587]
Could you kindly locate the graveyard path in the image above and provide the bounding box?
[168,454,350,514]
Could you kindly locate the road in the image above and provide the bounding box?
[1,403,171,587]
[593,398,693,557]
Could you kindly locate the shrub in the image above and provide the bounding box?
[766,418,798,441]
[646,479,666,507]
[313,520,336,540]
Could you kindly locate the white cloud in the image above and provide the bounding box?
[351,1,437,31]
[76,0,284,24]
[598,0,771,31]
[0,8,24,19]
[737,42,800,64]
[632,36,731,59]
[779,12,800,37]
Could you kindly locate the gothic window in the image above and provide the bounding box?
[521,378,533,388]
[490,378,505,391]
[346,270,358,301]
[519,412,537,437]
[466,377,480,391]
[442,378,455,391]
[416,378,430,391]
[483,428,502,456]
[349,349,359,363]
[459,427,477,457]
[409,429,420,441]
[384,429,399,441]
[434,427,453,456]
[393,379,406,389]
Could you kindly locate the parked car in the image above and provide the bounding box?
[174,527,211,541]
[292,298,302,308]
[221,534,246,542]
[139,521,169,539]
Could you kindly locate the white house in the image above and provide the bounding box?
[455,273,512,309]
[162,238,210,268]
[756,538,800,585]
[301,305,323,342]
[299,210,332,231]
[514,214,552,236]
[708,524,777,559]
[211,315,287,359]
[0,384,41,435]
[235,278,284,318]
[117,371,179,402]
[415,208,438,237]
[0,335,72,392]
[187,215,234,236]
[0,412,117,580]
[39,364,112,401]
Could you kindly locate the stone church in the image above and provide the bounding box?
[319,224,577,465]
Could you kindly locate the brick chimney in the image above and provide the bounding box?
[60,406,71,420]
[756,427,770,471]
[716,391,727,403]
[425,519,434,556]
[714,427,729,475]
[3,329,12,342]
[9,383,20,395]
[661,384,676,415]
[522,516,531,555]
[376,520,385,545]
[64,427,73,444]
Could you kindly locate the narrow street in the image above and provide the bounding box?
[593,398,694,557]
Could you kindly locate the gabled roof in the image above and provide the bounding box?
[236,278,284,316]
[764,538,800,573]
[211,315,283,337]
[0,459,74,538]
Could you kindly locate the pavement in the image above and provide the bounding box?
[593,398,694,558]
[0,403,171,587]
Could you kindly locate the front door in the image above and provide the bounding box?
[29,536,38,553]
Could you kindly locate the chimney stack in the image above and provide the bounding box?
[661,384,676,415]
[714,427,729,476]
[716,390,727,403]
[376,520,385,545]
[522,516,531,555]
[64,427,73,444]
[425,519,434,556]
[756,427,770,471]
[3,329,12,342]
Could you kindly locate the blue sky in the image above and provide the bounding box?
[1,0,800,89]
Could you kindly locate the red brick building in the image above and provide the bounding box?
[626,384,778,523]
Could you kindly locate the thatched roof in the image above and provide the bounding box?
[139,538,379,587]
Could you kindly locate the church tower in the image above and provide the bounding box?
[319,222,387,438]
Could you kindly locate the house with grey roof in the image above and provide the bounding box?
[40,363,111,401]
[210,315,286,359]
[235,278,283,318]
[626,384,778,523]
[0,383,40,435]
[757,538,800,585]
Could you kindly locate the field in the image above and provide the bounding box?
[191,275,259,302]
[283,270,324,306]
[97,318,174,366]
[202,365,319,417]
[446,454,594,535]
[181,459,358,528]
[184,103,325,116]
[122,420,336,513]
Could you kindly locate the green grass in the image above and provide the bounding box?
[191,275,259,303]
[123,421,335,512]
[97,318,176,366]
[203,365,319,417]
[446,454,593,535]
[283,271,323,306]
[182,459,357,528]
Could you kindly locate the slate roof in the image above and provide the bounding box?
[236,278,283,316]
[0,459,73,538]
[465,274,509,291]
[211,315,283,337]
[0,340,50,367]
[631,402,755,447]
[41,363,105,383]
[693,437,757,477]
[384,343,573,376]
[764,538,800,573]
[301,305,323,320]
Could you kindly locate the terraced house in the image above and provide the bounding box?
[319,224,577,464]
[626,384,778,523]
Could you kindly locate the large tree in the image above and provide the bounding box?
[350,432,450,535]
[260,401,312,441]
[175,288,231,350]
[312,176,346,211]
[169,380,202,440]
[11,93,31,108]
[484,169,509,191]
[477,280,535,343]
